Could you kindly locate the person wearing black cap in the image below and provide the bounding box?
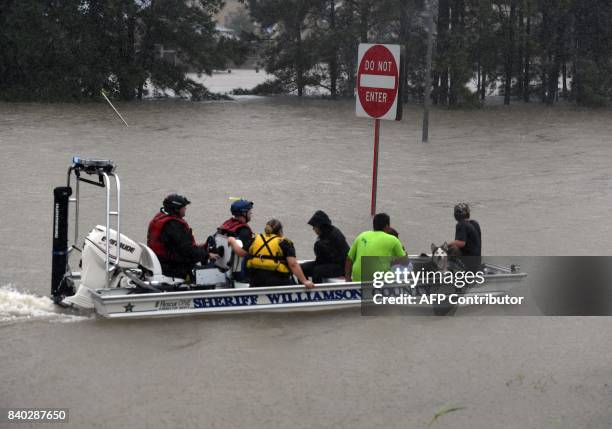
[448,202,482,271]
[300,210,350,283]
[147,193,216,280]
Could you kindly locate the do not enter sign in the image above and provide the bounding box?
[356,44,402,121]
[354,43,403,216]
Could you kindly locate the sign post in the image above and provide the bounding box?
[356,43,402,216]
[371,118,380,215]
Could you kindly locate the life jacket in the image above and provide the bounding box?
[246,234,290,274]
[216,218,253,279]
[147,211,195,260]
[217,218,253,237]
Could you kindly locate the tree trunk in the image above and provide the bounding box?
[523,14,531,102]
[476,57,481,97]
[432,72,440,104]
[504,0,517,105]
[359,0,369,43]
[477,1,485,102]
[546,62,559,105]
[437,0,449,105]
[138,0,156,100]
[119,6,137,101]
[448,0,462,106]
[516,2,524,96]
[399,0,409,102]
[422,0,438,142]
[345,1,356,96]
[562,60,567,98]
[328,0,337,98]
[296,23,304,97]
[480,71,486,101]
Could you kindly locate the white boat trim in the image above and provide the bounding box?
[90,266,527,319]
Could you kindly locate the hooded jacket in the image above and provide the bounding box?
[307,211,349,266]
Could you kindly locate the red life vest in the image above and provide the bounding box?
[147,211,195,260]
[218,218,253,237]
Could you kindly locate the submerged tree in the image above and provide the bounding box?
[2,0,612,105]
[0,0,241,100]
[246,0,325,96]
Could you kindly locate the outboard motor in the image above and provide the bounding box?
[63,226,142,309]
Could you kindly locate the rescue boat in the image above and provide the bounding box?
[50,157,527,319]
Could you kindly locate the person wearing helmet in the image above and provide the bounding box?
[300,210,350,283]
[219,199,254,282]
[448,202,482,271]
[220,199,254,253]
[147,193,216,280]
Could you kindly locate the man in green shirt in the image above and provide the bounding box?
[345,213,408,282]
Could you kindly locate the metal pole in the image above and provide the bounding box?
[422,0,438,143]
[101,90,129,128]
[102,173,111,286]
[114,174,121,268]
[74,178,79,249]
[371,119,380,216]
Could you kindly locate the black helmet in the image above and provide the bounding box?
[163,194,191,213]
[454,203,470,221]
[230,199,254,217]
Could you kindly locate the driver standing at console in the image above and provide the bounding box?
[147,194,216,280]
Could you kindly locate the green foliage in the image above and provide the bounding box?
[0,0,240,101]
[246,0,325,96]
[573,60,612,107]
[226,7,255,34]
[244,0,612,106]
[2,0,611,105]
[232,78,286,95]
[570,0,612,106]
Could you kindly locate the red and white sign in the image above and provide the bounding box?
[356,44,401,120]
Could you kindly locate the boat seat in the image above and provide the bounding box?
[323,277,347,283]
[296,260,347,284]
[138,243,184,285]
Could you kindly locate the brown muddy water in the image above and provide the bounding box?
[0,98,611,428]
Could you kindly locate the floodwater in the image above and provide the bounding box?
[1,97,611,428]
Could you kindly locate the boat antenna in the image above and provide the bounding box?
[101,89,129,128]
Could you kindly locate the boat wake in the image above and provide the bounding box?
[0,285,91,323]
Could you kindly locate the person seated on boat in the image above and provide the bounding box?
[219,199,255,281]
[386,227,413,272]
[345,213,408,282]
[300,210,349,283]
[247,219,314,289]
[147,194,217,280]
[447,202,482,271]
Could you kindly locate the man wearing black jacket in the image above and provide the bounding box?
[300,210,350,283]
[147,194,215,280]
[448,202,482,271]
